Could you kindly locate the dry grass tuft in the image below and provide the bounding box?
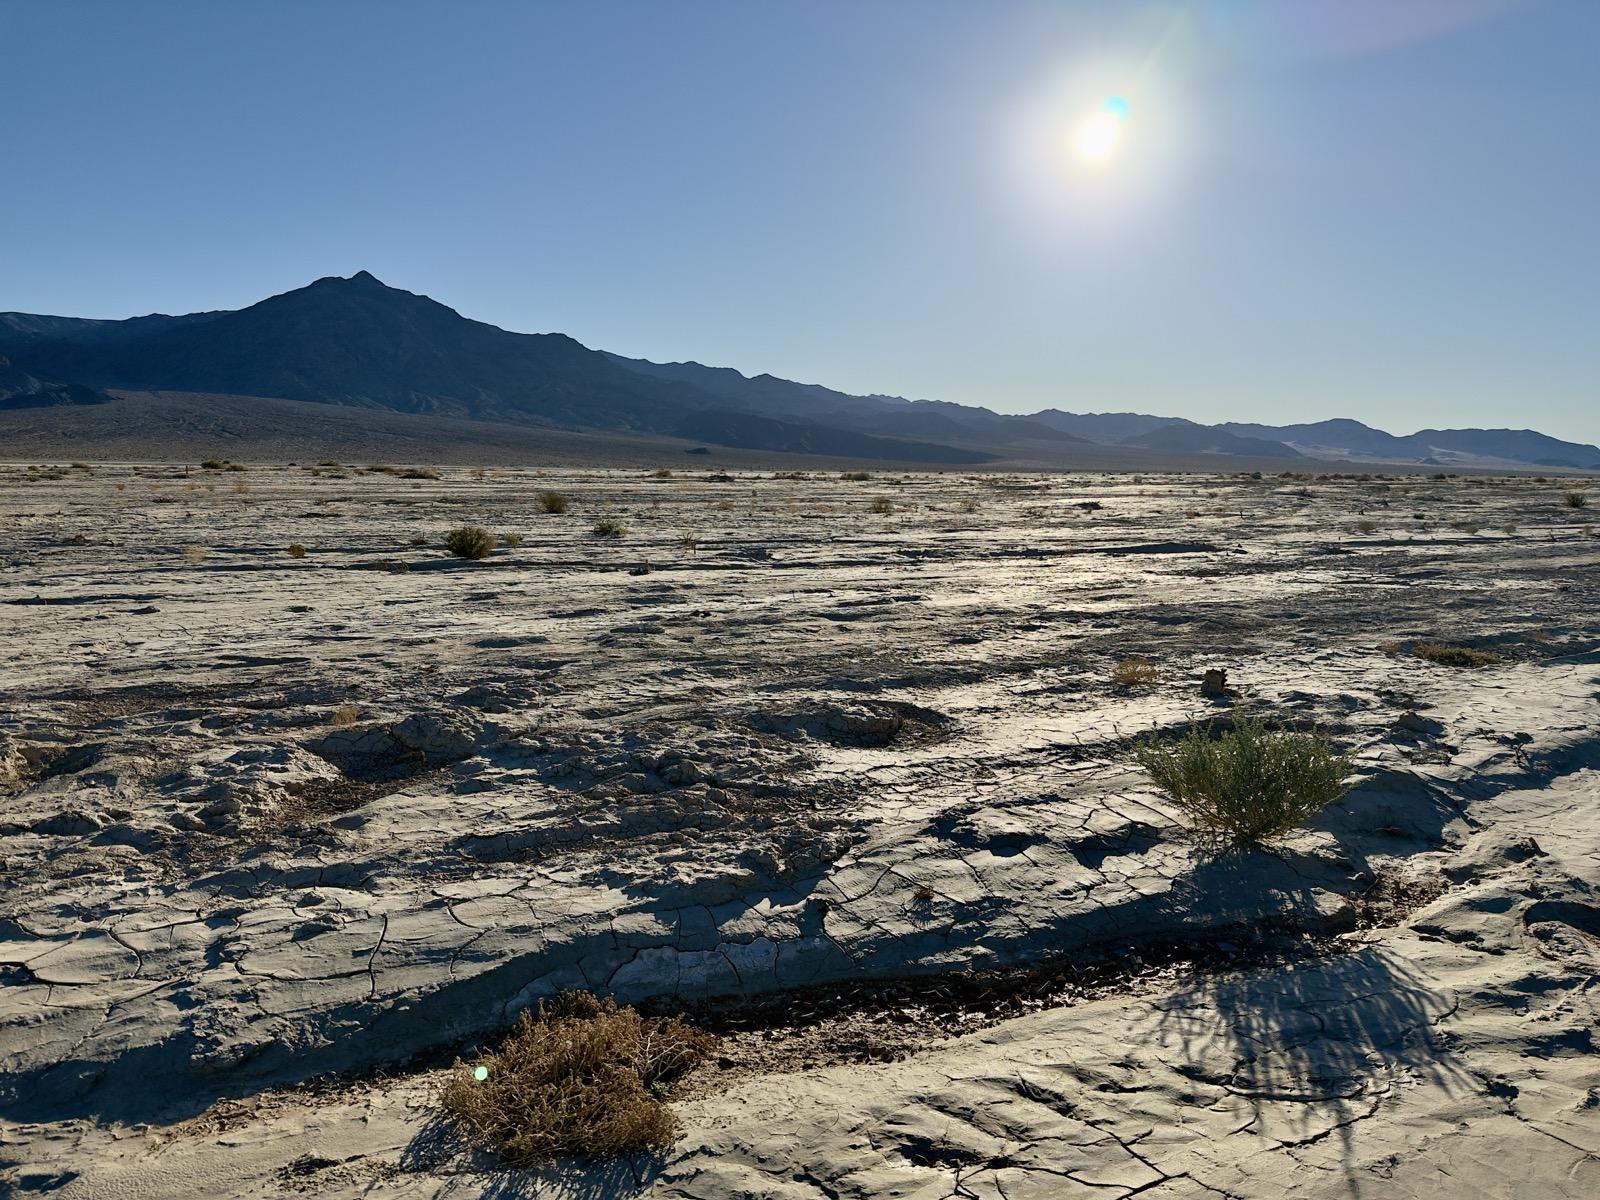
[182,545,207,565]
[1111,656,1158,685]
[502,533,523,549]
[1412,642,1502,669]
[287,543,307,558]
[444,526,496,560]
[593,516,626,538]
[1564,490,1588,508]
[329,704,360,727]
[438,993,715,1167]
[867,497,894,514]
[538,491,569,514]
[1136,709,1352,844]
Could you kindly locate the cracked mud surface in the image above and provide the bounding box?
[2,463,1598,1196]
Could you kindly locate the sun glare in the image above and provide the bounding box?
[1074,113,1122,161]
[1073,96,1130,164]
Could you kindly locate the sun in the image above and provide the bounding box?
[1072,96,1130,164]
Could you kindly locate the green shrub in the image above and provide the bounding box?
[287,543,306,558]
[1136,710,1352,843]
[593,517,626,538]
[502,533,523,549]
[200,459,224,470]
[1564,490,1588,508]
[438,993,714,1166]
[539,491,569,514]
[444,526,496,560]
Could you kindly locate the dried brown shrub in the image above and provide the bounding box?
[867,497,894,514]
[439,994,715,1166]
[329,704,360,727]
[1111,656,1158,685]
[1412,642,1502,669]
[538,491,569,514]
[444,526,496,560]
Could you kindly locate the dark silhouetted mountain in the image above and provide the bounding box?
[5,272,1593,468]
[1120,421,1301,459]
[0,309,225,354]
[1027,410,1179,443]
[0,354,115,411]
[1219,419,1600,468]
[10,272,717,431]
[671,410,994,464]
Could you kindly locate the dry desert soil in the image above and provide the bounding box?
[2,461,1598,1198]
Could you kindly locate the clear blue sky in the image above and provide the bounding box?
[4,1,1596,442]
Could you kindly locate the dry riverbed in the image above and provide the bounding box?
[2,462,1598,1197]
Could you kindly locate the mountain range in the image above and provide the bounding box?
[2,271,1595,470]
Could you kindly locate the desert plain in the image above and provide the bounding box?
[1,460,1598,1198]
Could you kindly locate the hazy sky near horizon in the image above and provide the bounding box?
[4,0,1597,443]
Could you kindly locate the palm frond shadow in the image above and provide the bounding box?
[1149,943,1471,1174]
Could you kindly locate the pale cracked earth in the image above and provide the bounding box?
[1,462,1597,1198]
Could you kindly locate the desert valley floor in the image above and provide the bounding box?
[2,461,1598,1198]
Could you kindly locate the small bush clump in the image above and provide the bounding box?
[287,543,306,558]
[444,526,496,560]
[593,517,626,538]
[840,471,872,481]
[439,993,715,1167]
[502,533,523,549]
[1112,656,1158,685]
[200,459,224,470]
[402,466,440,479]
[329,704,360,727]
[1354,519,1376,534]
[867,497,894,514]
[539,491,569,514]
[1136,709,1352,844]
[1564,490,1588,508]
[1412,642,1502,669]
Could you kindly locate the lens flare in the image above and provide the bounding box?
[1074,112,1122,161]
[1072,96,1130,163]
[473,1065,490,1082]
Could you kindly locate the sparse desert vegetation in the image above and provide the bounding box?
[1136,709,1353,843]
[439,994,715,1166]
[538,490,569,513]
[1412,642,1503,668]
[1111,655,1158,685]
[444,525,496,560]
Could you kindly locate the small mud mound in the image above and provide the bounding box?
[309,711,498,781]
[1523,899,1600,966]
[748,700,950,748]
